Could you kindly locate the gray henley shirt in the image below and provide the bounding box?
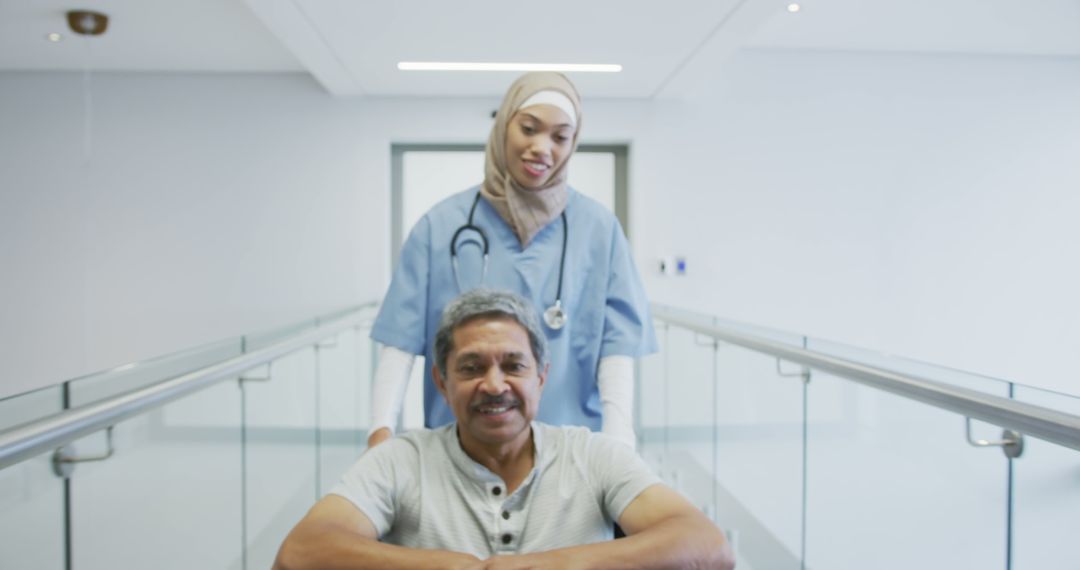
[330,422,661,558]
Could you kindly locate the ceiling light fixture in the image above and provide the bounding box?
[397,62,622,73]
[47,32,63,42]
[787,3,801,12]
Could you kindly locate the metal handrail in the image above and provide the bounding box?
[6,301,1077,471]
[0,308,374,471]
[652,306,1080,453]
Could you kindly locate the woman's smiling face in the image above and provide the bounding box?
[504,104,576,189]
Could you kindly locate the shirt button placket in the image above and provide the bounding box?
[498,497,524,553]
[490,484,511,552]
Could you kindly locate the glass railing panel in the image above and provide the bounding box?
[68,337,242,406]
[317,327,367,494]
[711,343,804,570]
[803,364,1010,569]
[64,308,362,410]
[0,386,65,570]
[244,320,318,352]
[1011,385,1080,570]
[641,320,806,570]
[355,326,375,432]
[69,379,243,569]
[644,324,717,511]
[636,323,667,450]
[652,304,808,346]
[243,347,317,570]
[650,303,712,328]
[807,337,1014,395]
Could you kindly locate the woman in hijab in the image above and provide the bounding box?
[368,72,655,448]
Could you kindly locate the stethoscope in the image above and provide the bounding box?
[451,192,569,330]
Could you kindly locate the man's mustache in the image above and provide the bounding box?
[470,394,520,409]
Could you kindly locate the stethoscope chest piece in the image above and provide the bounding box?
[543,300,567,330]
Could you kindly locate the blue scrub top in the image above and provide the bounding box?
[372,186,657,431]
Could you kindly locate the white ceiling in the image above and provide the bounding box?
[246,0,746,97]
[0,0,304,72]
[748,0,1080,57]
[2,0,1078,98]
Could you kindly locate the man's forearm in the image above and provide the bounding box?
[274,522,481,570]
[486,513,733,570]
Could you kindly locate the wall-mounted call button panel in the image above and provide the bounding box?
[658,256,687,276]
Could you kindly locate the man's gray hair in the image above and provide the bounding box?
[433,289,548,378]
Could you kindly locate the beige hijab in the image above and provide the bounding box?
[481,72,582,246]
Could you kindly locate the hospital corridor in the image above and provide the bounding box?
[2,1,1079,569]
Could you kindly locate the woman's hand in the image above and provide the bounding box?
[366,427,392,449]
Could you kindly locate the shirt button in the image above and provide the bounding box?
[502,511,510,520]
[492,486,502,496]
[501,533,512,544]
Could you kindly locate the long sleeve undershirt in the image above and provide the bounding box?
[368,345,416,435]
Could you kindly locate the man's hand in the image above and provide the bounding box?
[472,485,733,570]
[366,427,392,449]
[481,552,571,570]
[438,553,487,570]
[274,495,486,570]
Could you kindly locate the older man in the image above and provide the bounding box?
[274,290,734,570]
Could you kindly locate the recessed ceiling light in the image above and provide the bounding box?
[787,3,801,12]
[397,62,622,73]
[47,32,63,42]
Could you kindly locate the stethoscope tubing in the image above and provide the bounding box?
[451,192,568,329]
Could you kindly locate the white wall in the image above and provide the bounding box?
[3,49,1078,400]
[0,72,368,399]
[0,71,649,399]
[634,50,1080,396]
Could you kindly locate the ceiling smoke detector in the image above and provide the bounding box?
[66,10,109,36]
